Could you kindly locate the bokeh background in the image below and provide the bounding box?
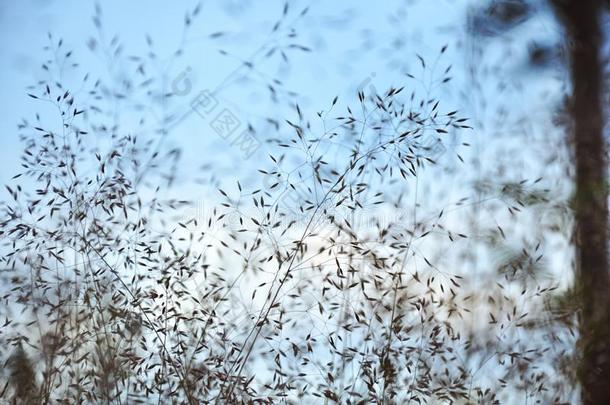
[0,1,588,403]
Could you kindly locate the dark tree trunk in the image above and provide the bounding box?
[554,0,610,403]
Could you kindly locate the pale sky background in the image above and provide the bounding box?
[0,0,570,280]
[0,0,562,187]
[0,2,581,401]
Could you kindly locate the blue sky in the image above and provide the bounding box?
[0,0,568,258]
[0,0,574,281]
[0,0,472,187]
[0,2,579,401]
